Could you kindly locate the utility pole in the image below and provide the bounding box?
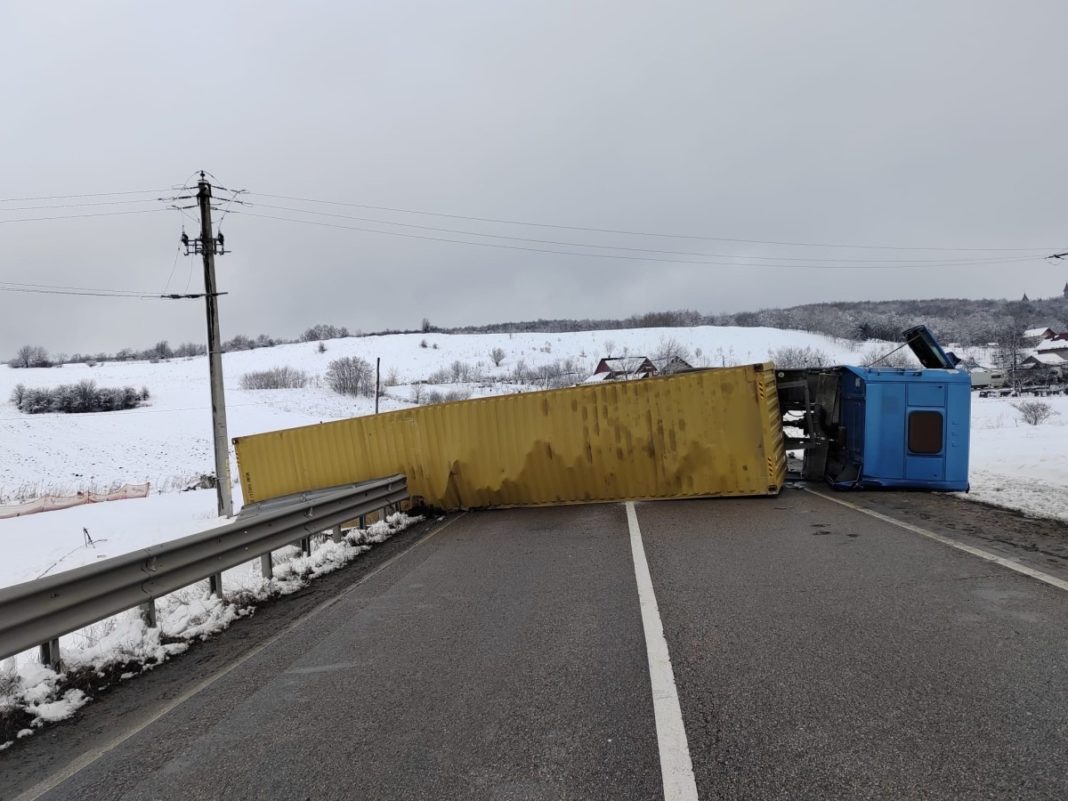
[194,172,233,517]
[375,357,381,414]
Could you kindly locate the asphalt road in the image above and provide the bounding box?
[641,493,1068,800]
[4,490,1068,800]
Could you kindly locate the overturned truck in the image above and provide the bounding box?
[234,326,968,510]
[778,326,969,491]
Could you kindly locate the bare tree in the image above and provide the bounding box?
[654,336,691,363]
[771,346,833,369]
[222,334,254,352]
[241,367,308,390]
[326,356,373,397]
[302,324,349,342]
[174,342,207,358]
[490,347,506,367]
[9,345,50,368]
[1013,401,1057,426]
[994,325,1027,391]
[449,361,479,382]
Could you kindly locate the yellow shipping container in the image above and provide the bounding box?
[234,363,787,509]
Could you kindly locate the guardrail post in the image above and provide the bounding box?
[359,514,366,529]
[260,552,273,579]
[300,536,311,556]
[330,524,343,543]
[40,638,61,671]
[208,572,224,598]
[139,599,158,628]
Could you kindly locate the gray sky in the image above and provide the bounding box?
[3,0,1067,354]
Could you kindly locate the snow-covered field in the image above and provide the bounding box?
[965,395,1068,521]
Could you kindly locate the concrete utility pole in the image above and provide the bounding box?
[196,173,234,517]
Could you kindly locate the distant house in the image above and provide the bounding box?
[1021,351,1066,380]
[592,356,657,381]
[1022,352,1066,368]
[1036,334,1068,355]
[653,356,694,375]
[1023,327,1056,344]
[1034,334,1068,371]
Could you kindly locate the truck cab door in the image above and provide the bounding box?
[903,325,959,369]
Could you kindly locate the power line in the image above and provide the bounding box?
[0,188,171,203]
[162,230,184,295]
[0,286,218,300]
[246,202,1041,266]
[0,279,219,300]
[247,191,1056,253]
[0,198,173,212]
[0,286,159,299]
[0,279,152,295]
[0,208,168,225]
[231,210,1043,270]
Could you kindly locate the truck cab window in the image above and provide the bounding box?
[908,411,943,455]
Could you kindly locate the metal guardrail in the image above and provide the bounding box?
[0,474,408,667]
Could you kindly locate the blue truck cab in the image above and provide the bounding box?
[834,363,971,490]
[777,325,971,492]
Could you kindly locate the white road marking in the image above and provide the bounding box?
[284,660,368,675]
[805,488,1068,593]
[13,514,465,801]
[625,501,700,801]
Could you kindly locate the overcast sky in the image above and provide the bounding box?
[3,0,1067,354]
